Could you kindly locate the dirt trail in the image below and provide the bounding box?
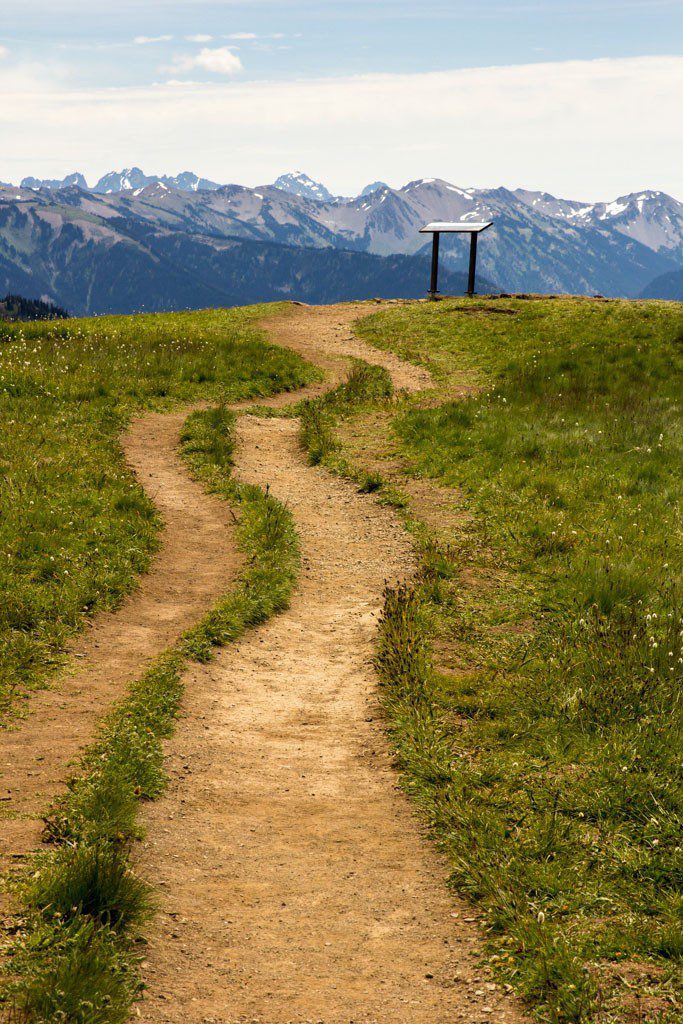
[139,306,527,1024]
[0,410,242,899]
[0,301,413,902]
[256,302,432,397]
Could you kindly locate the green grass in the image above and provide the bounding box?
[1,404,301,1024]
[298,360,394,465]
[28,844,154,932]
[3,296,680,1022]
[358,298,683,1022]
[0,306,315,720]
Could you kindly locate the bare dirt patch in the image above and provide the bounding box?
[335,408,470,538]
[0,302,419,911]
[258,302,432,396]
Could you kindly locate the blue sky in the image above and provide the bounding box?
[5,0,681,86]
[1,1,681,197]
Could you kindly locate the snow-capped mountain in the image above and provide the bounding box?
[92,168,221,194]
[92,167,152,193]
[0,184,479,315]
[19,168,222,194]
[361,181,390,197]
[21,172,88,191]
[272,172,337,202]
[514,188,683,259]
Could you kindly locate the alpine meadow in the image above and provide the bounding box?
[1,1,682,1022]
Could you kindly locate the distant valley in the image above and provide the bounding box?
[1,168,681,314]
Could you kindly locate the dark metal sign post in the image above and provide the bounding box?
[420,220,493,299]
[429,231,440,296]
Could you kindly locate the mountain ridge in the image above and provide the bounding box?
[3,171,682,301]
[639,267,683,301]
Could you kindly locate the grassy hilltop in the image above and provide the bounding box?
[0,296,680,1024]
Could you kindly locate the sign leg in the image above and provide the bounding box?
[429,232,440,299]
[467,232,478,297]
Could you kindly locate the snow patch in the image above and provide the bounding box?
[446,185,472,198]
[599,200,629,220]
[568,205,595,220]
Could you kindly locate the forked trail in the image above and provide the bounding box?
[139,306,527,1024]
[0,410,242,905]
[0,302,400,895]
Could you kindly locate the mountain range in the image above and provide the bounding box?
[18,168,388,201]
[20,168,223,194]
[1,169,682,312]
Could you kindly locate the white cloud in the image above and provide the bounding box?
[162,79,205,88]
[0,46,9,59]
[0,56,680,201]
[186,34,213,43]
[134,35,173,45]
[222,33,288,41]
[167,46,243,76]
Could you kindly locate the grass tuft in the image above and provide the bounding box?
[7,918,138,1024]
[28,845,153,933]
[299,360,393,465]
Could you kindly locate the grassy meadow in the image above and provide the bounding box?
[1,294,680,1024]
[352,298,682,1022]
[0,307,315,720]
